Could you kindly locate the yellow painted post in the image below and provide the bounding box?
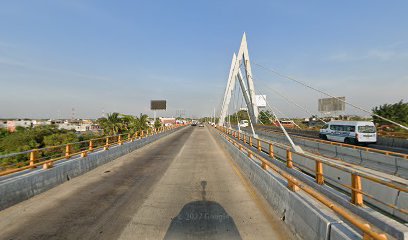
[238,132,240,140]
[316,161,324,184]
[286,149,293,168]
[248,150,253,158]
[288,178,299,192]
[257,139,261,151]
[104,137,109,150]
[128,133,131,142]
[243,135,246,144]
[118,135,123,145]
[81,151,87,158]
[65,144,72,159]
[89,140,94,152]
[29,149,38,168]
[141,130,144,138]
[269,144,274,158]
[351,173,363,206]
[261,161,268,170]
[43,161,53,169]
[249,136,253,147]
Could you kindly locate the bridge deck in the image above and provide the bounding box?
[0,126,292,240]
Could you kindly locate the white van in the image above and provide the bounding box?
[319,121,377,145]
[239,120,249,128]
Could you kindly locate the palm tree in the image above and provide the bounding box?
[137,114,150,131]
[97,112,123,135]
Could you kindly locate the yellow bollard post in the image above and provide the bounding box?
[81,151,87,158]
[128,133,131,142]
[351,173,363,206]
[249,136,253,147]
[65,144,72,159]
[118,135,122,145]
[257,139,261,151]
[269,143,274,158]
[261,161,269,170]
[287,178,299,192]
[104,137,109,150]
[286,149,293,168]
[89,140,94,152]
[316,161,324,184]
[29,149,38,168]
[248,151,253,158]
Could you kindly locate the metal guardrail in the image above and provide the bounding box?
[0,125,184,177]
[215,126,408,240]
[256,125,408,159]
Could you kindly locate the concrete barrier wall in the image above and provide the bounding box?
[0,127,183,211]
[253,131,408,223]
[212,131,363,240]
[256,130,408,179]
[258,126,408,149]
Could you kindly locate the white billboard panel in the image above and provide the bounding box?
[255,95,266,107]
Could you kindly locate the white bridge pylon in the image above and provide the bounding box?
[219,33,259,129]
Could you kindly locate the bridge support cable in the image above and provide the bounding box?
[254,76,328,125]
[255,88,304,153]
[253,62,408,131]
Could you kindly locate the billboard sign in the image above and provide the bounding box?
[318,97,345,113]
[151,100,167,110]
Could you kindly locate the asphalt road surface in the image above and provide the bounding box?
[0,126,292,240]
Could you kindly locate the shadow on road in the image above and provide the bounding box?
[164,181,242,240]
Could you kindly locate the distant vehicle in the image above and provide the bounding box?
[239,120,249,128]
[198,123,204,127]
[273,120,296,128]
[319,121,377,145]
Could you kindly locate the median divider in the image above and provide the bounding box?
[213,126,408,240]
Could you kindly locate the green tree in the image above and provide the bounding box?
[97,112,123,135]
[137,114,149,130]
[154,119,162,129]
[372,100,408,129]
[259,110,273,125]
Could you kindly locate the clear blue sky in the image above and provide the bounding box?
[0,1,407,119]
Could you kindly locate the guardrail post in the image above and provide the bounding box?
[286,149,293,168]
[141,130,144,138]
[288,178,299,192]
[248,150,253,158]
[269,144,274,158]
[43,161,53,169]
[257,139,261,151]
[65,144,72,159]
[316,161,324,184]
[249,136,253,147]
[81,150,88,158]
[238,132,240,140]
[89,140,94,152]
[243,135,246,144]
[351,173,363,206]
[104,137,109,150]
[29,149,38,168]
[261,161,268,170]
[128,133,131,142]
[118,135,122,145]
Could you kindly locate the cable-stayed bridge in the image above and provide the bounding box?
[0,34,407,240]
